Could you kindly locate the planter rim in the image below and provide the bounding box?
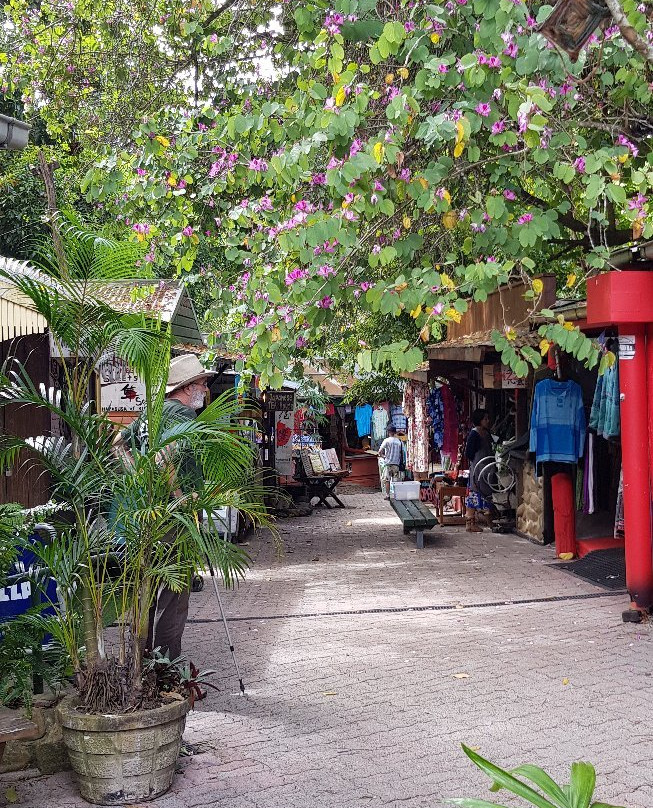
[57,694,189,732]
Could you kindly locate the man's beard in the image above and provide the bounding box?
[190,392,206,410]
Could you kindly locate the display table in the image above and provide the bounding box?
[435,482,467,526]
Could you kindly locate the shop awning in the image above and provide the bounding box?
[428,327,539,364]
[0,281,47,342]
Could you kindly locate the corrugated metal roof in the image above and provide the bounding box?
[0,258,203,345]
[93,280,183,320]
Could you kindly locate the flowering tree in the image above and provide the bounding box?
[5,0,653,385]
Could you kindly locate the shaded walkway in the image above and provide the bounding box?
[6,492,648,808]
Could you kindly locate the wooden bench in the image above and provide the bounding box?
[389,499,437,549]
[293,451,350,509]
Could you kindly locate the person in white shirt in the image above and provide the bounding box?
[378,425,403,499]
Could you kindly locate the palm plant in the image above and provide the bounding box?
[0,216,267,712]
[449,744,625,808]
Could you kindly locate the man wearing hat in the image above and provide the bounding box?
[116,354,216,660]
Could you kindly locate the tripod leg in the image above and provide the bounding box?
[206,561,245,695]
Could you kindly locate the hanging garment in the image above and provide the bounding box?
[583,432,595,515]
[390,403,408,431]
[440,385,459,460]
[427,387,445,450]
[589,362,620,439]
[371,406,389,443]
[325,402,335,416]
[529,379,586,468]
[614,467,625,538]
[551,472,576,558]
[403,381,430,473]
[354,403,373,437]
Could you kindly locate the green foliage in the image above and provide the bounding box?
[0,614,71,714]
[4,0,653,382]
[450,744,626,808]
[343,373,404,405]
[0,222,269,713]
[0,504,23,581]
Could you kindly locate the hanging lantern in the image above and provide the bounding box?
[538,0,612,61]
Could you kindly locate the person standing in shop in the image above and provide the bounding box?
[465,408,494,532]
[378,425,403,500]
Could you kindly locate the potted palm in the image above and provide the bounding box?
[0,219,266,803]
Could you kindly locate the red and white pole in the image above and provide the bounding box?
[620,324,653,614]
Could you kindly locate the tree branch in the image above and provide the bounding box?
[604,0,653,64]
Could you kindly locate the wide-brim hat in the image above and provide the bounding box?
[166,354,217,394]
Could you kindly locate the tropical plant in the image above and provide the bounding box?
[0,219,268,713]
[0,504,71,713]
[343,373,404,405]
[449,743,626,808]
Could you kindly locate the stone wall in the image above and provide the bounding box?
[516,461,544,543]
[1,693,69,775]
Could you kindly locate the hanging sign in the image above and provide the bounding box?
[482,364,526,389]
[264,390,295,411]
[618,336,636,360]
[500,367,526,389]
[98,355,146,412]
[274,405,295,476]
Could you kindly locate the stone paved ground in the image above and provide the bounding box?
[4,491,652,808]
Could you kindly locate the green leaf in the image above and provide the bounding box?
[510,765,570,808]
[460,746,559,808]
[569,762,596,808]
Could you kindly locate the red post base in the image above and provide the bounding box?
[551,472,576,558]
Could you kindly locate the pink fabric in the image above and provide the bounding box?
[403,381,430,472]
[441,385,459,459]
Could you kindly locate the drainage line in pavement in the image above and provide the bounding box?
[187,589,627,624]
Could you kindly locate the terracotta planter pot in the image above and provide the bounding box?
[57,696,189,804]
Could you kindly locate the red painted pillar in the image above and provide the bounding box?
[620,324,653,609]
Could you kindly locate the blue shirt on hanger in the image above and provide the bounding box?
[354,403,373,437]
[530,378,586,467]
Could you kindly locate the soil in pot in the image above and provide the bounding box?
[57,695,189,804]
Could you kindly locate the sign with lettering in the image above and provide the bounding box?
[264,390,295,411]
[98,355,146,412]
[618,336,635,360]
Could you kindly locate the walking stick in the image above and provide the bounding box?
[205,510,246,695]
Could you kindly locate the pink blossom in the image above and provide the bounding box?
[317,265,336,278]
[404,21,416,32]
[182,226,194,237]
[517,213,533,224]
[248,158,268,172]
[360,281,372,292]
[374,180,385,191]
[285,267,309,286]
[438,64,449,74]
[491,120,505,135]
[295,336,308,348]
[399,168,411,181]
[316,295,333,309]
[503,189,516,200]
[503,42,518,58]
[132,223,150,235]
[349,139,363,157]
[312,172,327,185]
[476,102,491,117]
[573,157,586,173]
[487,56,501,68]
[433,302,444,315]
